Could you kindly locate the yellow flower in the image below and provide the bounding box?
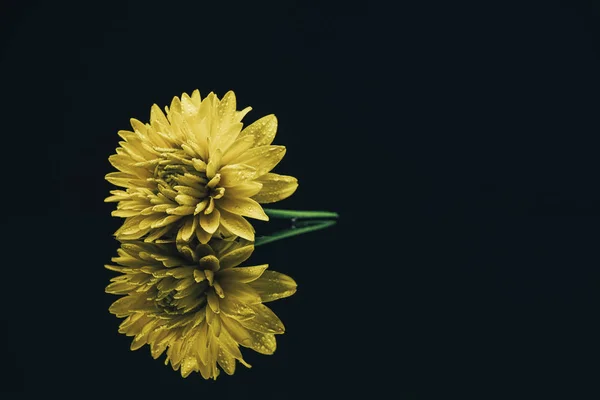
[105,90,298,243]
[105,239,297,379]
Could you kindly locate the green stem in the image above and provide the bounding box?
[263,208,339,220]
[255,220,338,247]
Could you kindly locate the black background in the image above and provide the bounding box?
[1,0,599,397]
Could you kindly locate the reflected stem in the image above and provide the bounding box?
[255,209,338,247]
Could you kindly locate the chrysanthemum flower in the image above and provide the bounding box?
[105,239,297,379]
[105,90,298,243]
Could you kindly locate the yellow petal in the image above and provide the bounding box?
[151,204,174,213]
[167,266,194,279]
[175,194,199,206]
[157,277,179,293]
[174,282,205,300]
[195,224,212,244]
[105,172,135,188]
[193,269,206,283]
[216,197,268,221]
[240,304,285,334]
[108,154,138,175]
[198,360,211,380]
[252,173,298,204]
[218,327,252,368]
[230,145,286,176]
[115,221,151,240]
[204,175,219,191]
[212,187,225,199]
[105,281,136,295]
[206,306,222,337]
[181,296,207,315]
[206,149,222,179]
[218,209,255,241]
[211,122,242,158]
[191,89,202,107]
[157,332,178,360]
[213,281,225,298]
[207,335,221,379]
[105,189,128,202]
[218,164,257,187]
[219,281,261,304]
[139,214,164,230]
[192,158,207,172]
[116,129,136,142]
[167,109,190,142]
[111,249,145,267]
[157,185,178,201]
[151,215,183,228]
[118,313,145,333]
[104,264,136,274]
[210,317,222,339]
[248,270,297,302]
[144,225,171,242]
[181,142,199,158]
[176,172,208,186]
[246,330,277,355]
[217,90,236,125]
[199,208,221,234]
[235,106,252,122]
[153,253,183,268]
[220,296,256,321]
[220,135,255,165]
[175,277,195,291]
[238,114,278,147]
[218,244,255,269]
[204,269,215,286]
[217,264,268,283]
[149,336,169,359]
[130,330,150,351]
[169,95,182,115]
[225,181,263,198]
[108,296,138,316]
[220,315,252,346]
[199,255,220,271]
[217,348,236,375]
[189,119,209,161]
[205,197,215,214]
[180,215,197,242]
[116,215,145,234]
[129,118,147,135]
[181,309,207,337]
[181,92,199,115]
[174,184,207,198]
[207,290,220,313]
[167,338,185,367]
[194,199,209,215]
[150,104,170,128]
[111,209,142,217]
[194,322,209,364]
[198,92,215,121]
[166,205,195,215]
[180,356,198,378]
[194,243,216,259]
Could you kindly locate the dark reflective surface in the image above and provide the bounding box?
[2,0,599,397]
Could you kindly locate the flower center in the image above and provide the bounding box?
[155,280,210,316]
[154,161,206,187]
[155,291,181,315]
[153,255,222,316]
[152,151,226,212]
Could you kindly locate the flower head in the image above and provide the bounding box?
[105,90,298,243]
[106,238,297,379]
